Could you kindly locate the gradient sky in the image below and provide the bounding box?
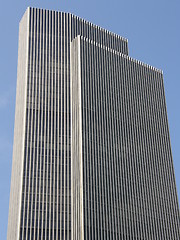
[0,0,179,239]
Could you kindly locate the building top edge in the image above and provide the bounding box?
[75,35,163,74]
[25,6,128,43]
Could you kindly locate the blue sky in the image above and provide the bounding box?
[0,0,179,239]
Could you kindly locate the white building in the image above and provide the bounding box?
[7,7,180,240]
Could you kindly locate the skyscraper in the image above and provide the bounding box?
[7,7,180,240]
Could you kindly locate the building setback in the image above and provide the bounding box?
[7,7,180,240]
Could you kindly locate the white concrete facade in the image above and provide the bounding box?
[7,7,180,240]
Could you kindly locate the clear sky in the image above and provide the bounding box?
[0,0,179,239]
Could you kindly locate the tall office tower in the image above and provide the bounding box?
[7,7,179,240]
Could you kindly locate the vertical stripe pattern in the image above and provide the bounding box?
[7,7,180,240]
[71,36,180,240]
[8,7,129,240]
